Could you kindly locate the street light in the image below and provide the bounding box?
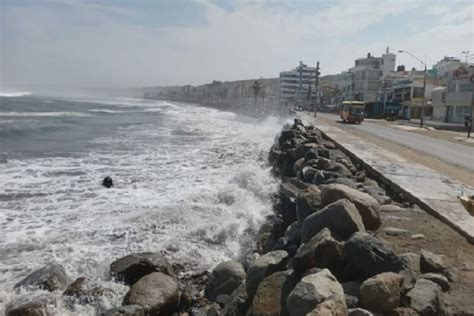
[399,50,428,127]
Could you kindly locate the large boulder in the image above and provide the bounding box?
[122,272,180,315]
[344,232,402,279]
[205,261,246,301]
[14,263,72,292]
[110,252,174,286]
[359,272,404,313]
[5,295,56,316]
[101,305,145,316]
[306,299,348,316]
[248,271,296,316]
[321,184,382,230]
[280,196,297,228]
[404,279,441,315]
[293,143,320,161]
[420,250,448,273]
[301,199,365,243]
[296,185,321,224]
[293,227,344,275]
[63,277,105,305]
[246,250,289,300]
[419,273,449,292]
[220,282,250,316]
[287,269,346,316]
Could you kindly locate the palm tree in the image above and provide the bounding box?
[252,81,262,104]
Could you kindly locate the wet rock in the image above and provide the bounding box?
[280,179,308,199]
[304,148,319,162]
[246,250,289,299]
[280,196,297,228]
[110,252,174,286]
[420,250,448,273]
[404,279,441,315]
[317,147,331,159]
[220,282,250,316]
[287,269,346,316]
[293,158,305,175]
[205,261,246,301]
[301,199,365,243]
[296,185,321,224]
[122,272,180,315]
[102,305,145,316]
[345,295,359,309]
[321,184,381,230]
[14,263,72,292]
[344,232,402,279]
[306,298,348,316]
[293,143,320,161]
[293,227,344,275]
[419,273,449,292]
[360,272,404,313]
[102,176,114,188]
[248,270,296,316]
[63,277,105,305]
[348,308,373,316]
[302,166,317,183]
[5,295,56,316]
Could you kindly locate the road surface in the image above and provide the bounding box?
[316,113,474,172]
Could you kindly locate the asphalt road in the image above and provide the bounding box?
[317,113,474,172]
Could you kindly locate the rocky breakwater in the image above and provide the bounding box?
[6,119,457,316]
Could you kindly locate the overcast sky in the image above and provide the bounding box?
[1,0,473,89]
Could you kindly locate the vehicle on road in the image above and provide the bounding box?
[340,101,365,124]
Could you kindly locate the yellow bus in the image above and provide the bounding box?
[340,101,365,124]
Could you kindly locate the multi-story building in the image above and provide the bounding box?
[434,56,463,80]
[350,48,396,102]
[279,61,318,103]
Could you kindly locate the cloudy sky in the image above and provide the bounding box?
[1,0,473,89]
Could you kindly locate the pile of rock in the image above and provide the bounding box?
[6,119,455,316]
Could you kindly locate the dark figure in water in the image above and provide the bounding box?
[102,176,114,188]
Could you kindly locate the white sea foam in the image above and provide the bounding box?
[0,91,32,97]
[0,99,282,314]
[0,111,91,117]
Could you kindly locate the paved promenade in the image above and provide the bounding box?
[299,112,474,244]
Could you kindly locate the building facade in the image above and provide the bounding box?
[279,61,318,103]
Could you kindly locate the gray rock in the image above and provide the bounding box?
[256,219,276,254]
[110,252,174,286]
[122,272,180,315]
[220,282,250,316]
[248,270,296,316]
[341,281,361,299]
[344,232,402,279]
[296,185,321,224]
[293,143,320,161]
[419,273,450,292]
[205,261,246,301]
[345,295,359,308]
[410,234,425,240]
[320,184,382,230]
[14,263,72,292]
[420,250,448,273]
[293,227,344,275]
[280,196,297,228]
[63,277,106,305]
[306,298,348,315]
[348,308,373,316]
[360,272,404,313]
[301,199,365,243]
[287,269,346,316]
[5,295,56,316]
[302,166,317,183]
[102,305,145,316]
[399,253,421,274]
[246,250,289,299]
[325,177,358,189]
[293,158,306,175]
[405,279,441,315]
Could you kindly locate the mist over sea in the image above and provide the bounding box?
[0,93,281,314]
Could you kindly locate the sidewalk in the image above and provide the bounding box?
[299,112,474,244]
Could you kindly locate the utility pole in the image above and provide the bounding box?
[382,79,388,116]
[314,61,320,118]
[469,75,474,138]
[421,64,427,128]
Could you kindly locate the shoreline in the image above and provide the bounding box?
[5,118,471,315]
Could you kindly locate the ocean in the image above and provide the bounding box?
[0,93,281,314]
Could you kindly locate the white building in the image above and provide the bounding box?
[350,47,396,102]
[434,56,463,79]
[280,61,317,103]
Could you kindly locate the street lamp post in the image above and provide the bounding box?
[399,50,427,128]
